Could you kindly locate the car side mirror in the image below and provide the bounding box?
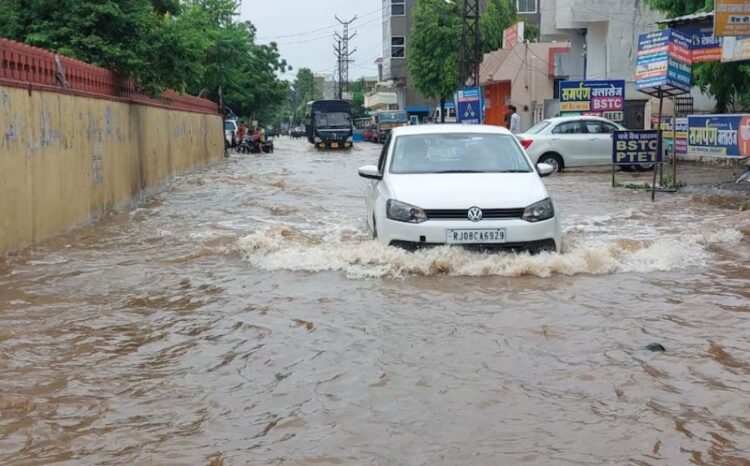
[537,163,554,177]
[358,165,382,180]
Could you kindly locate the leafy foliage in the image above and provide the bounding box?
[348,78,369,119]
[290,68,319,124]
[0,0,290,119]
[645,0,750,111]
[480,0,517,52]
[407,0,461,108]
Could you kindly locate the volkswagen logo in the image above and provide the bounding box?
[467,207,483,222]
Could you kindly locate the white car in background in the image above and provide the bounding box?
[224,119,238,147]
[358,125,561,253]
[516,116,653,172]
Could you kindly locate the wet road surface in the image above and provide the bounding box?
[1,138,750,465]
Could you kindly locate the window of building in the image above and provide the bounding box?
[391,36,405,58]
[391,0,405,16]
[517,0,537,13]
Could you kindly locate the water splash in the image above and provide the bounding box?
[238,224,743,279]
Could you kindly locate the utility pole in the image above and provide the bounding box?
[459,0,481,87]
[333,38,343,99]
[334,15,357,99]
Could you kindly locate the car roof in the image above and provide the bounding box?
[391,124,514,137]
[542,115,620,124]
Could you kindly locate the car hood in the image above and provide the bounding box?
[387,173,549,209]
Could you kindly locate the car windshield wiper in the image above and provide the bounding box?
[497,169,531,173]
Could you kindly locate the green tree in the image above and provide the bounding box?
[0,0,291,119]
[524,22,539,43]
[290,68,319,124]
[349,78,369,119]
[408,0,462,121]
[645,0,750,111]
[480,0,517,52]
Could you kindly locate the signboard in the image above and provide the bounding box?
[651,116,675,156]
[722,36,750,62]
[675,117,689,156]
[687,114,750,157]
[612,130,662,165]
[715,0,750,37]
[636,29,692,94]
[558,80,625,123]
[456,87,483,124]
[681,25,723,62]
[503,22,525,49]
[635,30,670,88]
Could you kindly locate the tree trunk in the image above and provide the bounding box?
[440,97,446,124]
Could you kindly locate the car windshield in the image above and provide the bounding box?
[390,133,532,174]
[314,112,351,128]
[224,121,236,131]
[525,120,551,135]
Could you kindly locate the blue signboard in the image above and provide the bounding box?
[680,25,723,62]
[636,29,692,93]
[636,31,670,89]
[687,114,750,157]
[559,80,625,123]
[612,130,662,165]
[456,87,483,124]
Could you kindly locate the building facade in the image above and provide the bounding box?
[540,0,667,128]
[381,0,543,119]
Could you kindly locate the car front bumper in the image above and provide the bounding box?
[377,217,561,253]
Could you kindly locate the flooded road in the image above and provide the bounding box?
[1,138,750,465]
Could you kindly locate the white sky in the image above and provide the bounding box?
[240,0,383,82]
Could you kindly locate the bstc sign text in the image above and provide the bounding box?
[612,130,662,165]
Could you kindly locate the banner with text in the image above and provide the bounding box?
[636,29,692,93]
[559,80,625,123]
[722,36,750,62]
[456,87,483,125]
[687,114,750,157]
[612,130,662,165]
[715,0,750,37]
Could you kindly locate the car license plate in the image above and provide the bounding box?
[331,142,339,149]
[446,229,506,244]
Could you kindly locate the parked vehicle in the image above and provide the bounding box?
[358,124,560,253]
[290,126,306,139]
[364,123,376,143]
[432,104,457,123]
[372,110,409,143]
[516,116,654,172]
[224,119,238,148]
[305,100,353,149]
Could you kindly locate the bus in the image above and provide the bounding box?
[305,100,353,149]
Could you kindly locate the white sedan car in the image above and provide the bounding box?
[516,116,653,173]
[358,125,561,253]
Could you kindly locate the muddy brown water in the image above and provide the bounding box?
[1,138,749,465]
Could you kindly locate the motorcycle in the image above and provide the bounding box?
[237,134,274,154]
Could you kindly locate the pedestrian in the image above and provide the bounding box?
[508,105,521,134]
[505,105,513,129]
[237,121,247,147]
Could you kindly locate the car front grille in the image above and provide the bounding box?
[424,208,525,220]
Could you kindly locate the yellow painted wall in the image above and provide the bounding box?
[0,86,223,254]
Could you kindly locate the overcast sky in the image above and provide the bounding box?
[240,0,383,83]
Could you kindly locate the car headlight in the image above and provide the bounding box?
[522,198,554,222]
[386,200,427,223]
